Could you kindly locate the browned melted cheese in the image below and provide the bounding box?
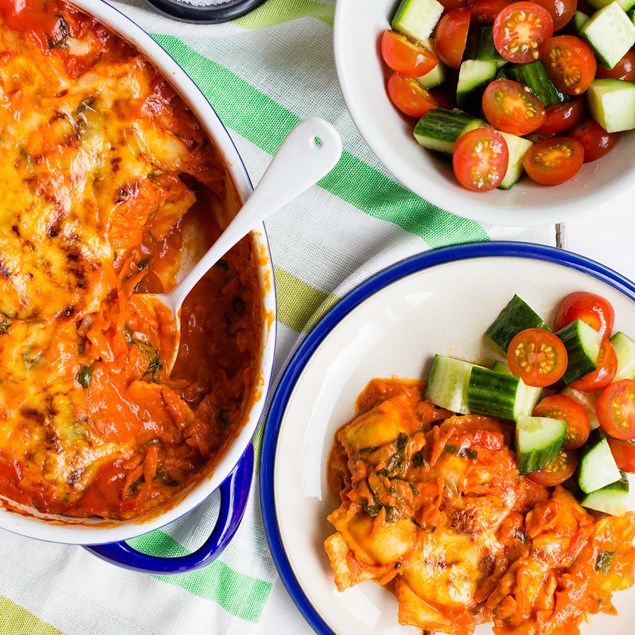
[0,1,261,519]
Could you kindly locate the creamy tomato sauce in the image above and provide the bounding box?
[0,1,262,519]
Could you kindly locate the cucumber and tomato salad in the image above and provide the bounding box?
[424,289,635,513]
[382,0,635,191]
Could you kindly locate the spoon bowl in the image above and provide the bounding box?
[139,117,343,372]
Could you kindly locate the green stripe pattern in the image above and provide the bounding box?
[151,35,489,248]
[0,596,63,635]
[5,6,492,630]
[235,0,335,29]
[129,531,273,623]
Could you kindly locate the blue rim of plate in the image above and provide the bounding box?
[260,241,635,635]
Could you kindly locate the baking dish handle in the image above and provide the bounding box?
[84,443,253,574]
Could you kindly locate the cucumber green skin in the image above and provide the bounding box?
[485,294,550,353]
[515,416,567,474]
[578,429,622,494]
[465,25,506,63]
[580,473,630,515]
[413,108,482,153]
[556,319,601,385]
[517,443,562,474]
[467,366,520,420]
[572,10,591,32]
[506,61,570,107]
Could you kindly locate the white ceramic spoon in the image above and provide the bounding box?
[141,117,342,372]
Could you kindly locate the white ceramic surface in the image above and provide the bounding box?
[0,0,276,545]
[333,0,635,227]
[272,254,635,634]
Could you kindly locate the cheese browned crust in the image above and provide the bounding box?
[0,2,260,519]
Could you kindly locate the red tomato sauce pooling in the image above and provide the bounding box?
[0,0,262,519]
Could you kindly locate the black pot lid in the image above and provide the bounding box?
[144,0,267,23]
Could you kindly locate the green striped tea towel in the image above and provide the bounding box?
[0,1,546,633]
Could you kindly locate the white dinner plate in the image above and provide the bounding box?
[260,242,635,635]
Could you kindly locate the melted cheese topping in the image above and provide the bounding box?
[0,1,261,519]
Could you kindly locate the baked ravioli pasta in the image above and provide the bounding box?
[0,1,261,519]
[326,378,635,635]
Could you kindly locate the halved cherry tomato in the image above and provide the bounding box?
[522,137,584,185]
[566,117,620,163]
[531,0,576,31]
[507,328,568,387]
[471,0,509,22]
[570,340,618,393]
[381,30,439,77]
[596,379,635,440]
[526,448,578,486]
[541,35,597,96]
[386,72,439,117]
[533,394,591,449]
[482,79,546,135]
[607,436,635,472]
[452,128,509,191]
[554,291,615,339]
[434,7,471,69]
[493,1,554,63]
[596,49,635,82]
[536,97,584,134]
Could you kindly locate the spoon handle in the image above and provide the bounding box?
[169,117,342,310]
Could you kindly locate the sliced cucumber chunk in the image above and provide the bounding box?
[498,132,533,189]
[457,60,499,112]
[464,24,507,64]
[516,415,567,474]
[560,386,601,429]
[587,0,635,13]
[610,331,635,380]
[586,78,635,132]
[578,429,622,493]
[485,295,550,354]
[392,0,445,43]
[580,3,635,69]
[492,360,513,375]
[580,472,630,515]
[417,60,446,89]
[572,10,591,31]
[468,366,542,421]
[556,319,602,385]
[506,60,570,107]
[414,108,484,153]
[423,355,475,414]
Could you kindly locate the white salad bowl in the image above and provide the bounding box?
[334,0,635,227]
[261,242,635,634]
[0,0,276,569]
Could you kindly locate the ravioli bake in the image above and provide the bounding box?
[0,1,262,519]
[326,378,635,635]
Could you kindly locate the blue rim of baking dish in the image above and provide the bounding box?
[259,241,635,635]
[144,0,267,23]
